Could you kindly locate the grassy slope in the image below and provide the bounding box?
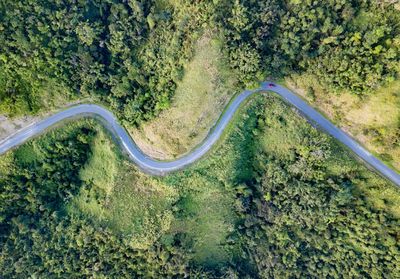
[259,94,400,219]
[66,96,257,267]
[65,125,178,249]
[160,98,261,268]
[281,4,400,174]
[129,31,238,160]
[285,73,400,173]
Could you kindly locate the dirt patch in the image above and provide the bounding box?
[0,115,40,142]
[0,97,94,143]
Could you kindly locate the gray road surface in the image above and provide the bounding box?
[0,82,399,186]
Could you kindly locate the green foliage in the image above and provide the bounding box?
[1,215,188,278]
[0,123,191,277]
[271,0,400,93]
[0,0,212,124]
[1,0,400,273]
[218,0,281,85]
[1,0,399,121]
[234,95,400,278]
[0,126,94,231]
[216,0,400,93]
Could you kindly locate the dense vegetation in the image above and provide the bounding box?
[1,0,400,277]
[285,1,400,93]
[0,0,212,122]
[236,97,400,277]
[0,122,189,277]
[1,1,399,119]
[1,96,399,277]
[221,0,400,92]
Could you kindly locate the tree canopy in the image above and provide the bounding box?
[1,0,399,119]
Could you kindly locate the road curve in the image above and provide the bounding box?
[0,82,399,186]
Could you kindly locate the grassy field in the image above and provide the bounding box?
[130,31,239,160]
[66,96,259,267]
[285,74,400,172]
[64,125,178,249]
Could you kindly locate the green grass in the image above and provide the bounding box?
[157,96,266,268]
[64,124,178,249]
[130,30,239,160]
[285,73,400,172]
[103,165,177,249]
[69,164,178,249]
[166,175,237,268]
[67,94,261,267]
[79,130,117,194]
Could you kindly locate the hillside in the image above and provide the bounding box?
[1,0,400,277]
[1,95,400,277]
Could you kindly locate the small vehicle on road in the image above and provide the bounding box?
[268,83,276,87]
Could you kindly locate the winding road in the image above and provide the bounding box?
[0,82,399,186]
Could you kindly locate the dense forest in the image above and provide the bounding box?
[0,0,213,122]
[236,98,400,277]
[1,0,399,120]
[0,124,190,277]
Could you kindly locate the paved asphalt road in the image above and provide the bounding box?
[0,82,399,186]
